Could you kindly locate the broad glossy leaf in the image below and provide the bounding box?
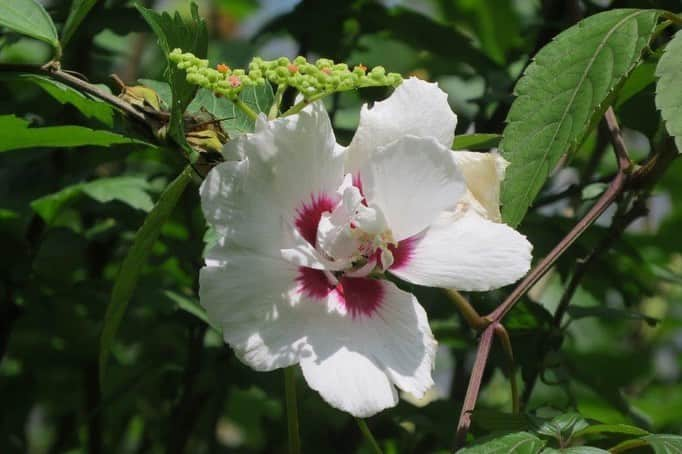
[501,9,661,226]
[136,3,207,155]
[0,0,59,50]
[99,166,193,385]
[0,115,146,152]
[459,432,545,454]
[3,73,115,126]
[656,30,682,152]
[61,0,97,48]
[453,134,502,150]
[31,177,154,224]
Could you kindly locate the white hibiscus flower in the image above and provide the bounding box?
[199,77,532,417]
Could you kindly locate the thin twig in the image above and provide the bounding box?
[453,107,636,450]
[454,325,496,449]
[0,63,150,126]
[445,289,489,330]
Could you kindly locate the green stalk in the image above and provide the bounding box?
[233,98,259,121]
[356,418,383,454]
[269,84,288,119]
[284,367,301,454]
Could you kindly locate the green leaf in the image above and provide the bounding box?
[459,432,546,454]
[99,166,193,386]
[0,115,147,152]
[535,413,590,445]
[61,0,97,49]
[452,133,502,150]
[573,423,649,438]
[31,177,154,224]
[656,29,682,152]
[2,73,115,126]
[644,434,682,454]
[500,9,661,226]
[0,0,59,51]
[567,305,659,326]
[163,290,219,332]
[136,3,208,155]
[139,78,274,135]
[541,448,609,453]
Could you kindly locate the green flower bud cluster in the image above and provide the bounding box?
[169,48,402,101]
[169,49,265,99]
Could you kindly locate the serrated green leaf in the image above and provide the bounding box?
[61,0,97,48]
[535,413,590,445]
[656,30,682,152]
[136,3,207,156]
[644,434,682,454]
[573,423,649,438]
[2,73,114,126]
[99,166,193,386]
[500,9,661,226]
[0,0,59,51]
[459,432,546,454]
[31,177,154,224]
[0,115,146,152]
[453,133,502,150]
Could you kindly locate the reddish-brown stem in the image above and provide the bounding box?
[454,325,496,448]
[452,107,634,451]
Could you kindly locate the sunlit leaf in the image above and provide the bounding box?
[0,0,59,51]
[163,290,219,332]
[535,413,590,445]
[0,115,146,152]
[656,29,682,152]
[31,177,154,224]
[573,423,649,438]
[501,9,661,226]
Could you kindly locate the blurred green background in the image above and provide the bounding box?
[1,0,682,453]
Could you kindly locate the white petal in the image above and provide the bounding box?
[390,210,533,291]
[300,279,436,417]
[361,135,466,241]
[201,102,345,260]
[346,77,457,172]
[199,255,313,371]
[451,151,508,221]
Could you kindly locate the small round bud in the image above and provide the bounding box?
[216,63,230,73]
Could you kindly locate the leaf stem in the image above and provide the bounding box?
[445,289,489,330]
[281,92,328,117]
[233,98,259,121]
[284,367,301,454]
[269,84,288,119]
[356,418,383,454]
[662,11,682,26]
